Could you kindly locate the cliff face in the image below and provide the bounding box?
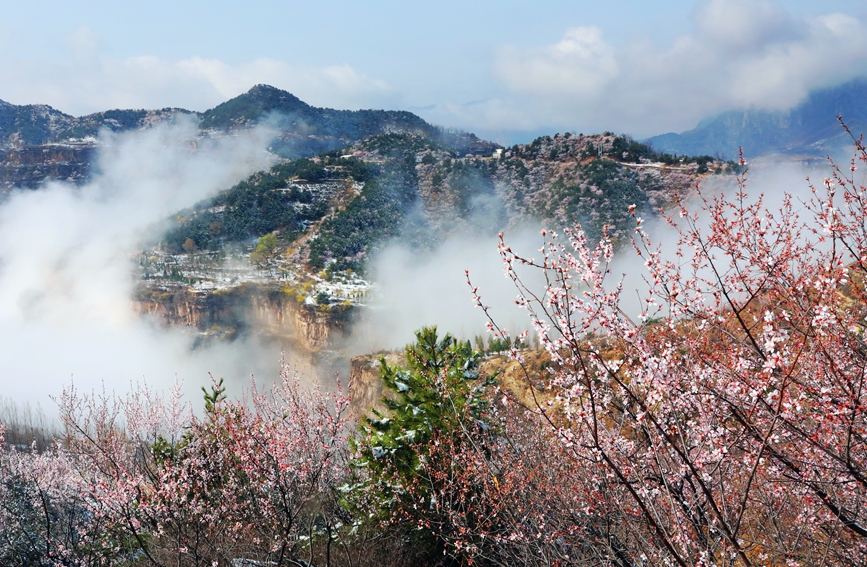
[135,288,236,330]
[134,284,355,352]
[347,352,405,420]
[246,290,354,351]
[0,145,93,190]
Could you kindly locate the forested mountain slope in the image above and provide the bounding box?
[0,85,496,189]
[139,130,728,352]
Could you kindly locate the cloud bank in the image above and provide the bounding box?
[445,0,867,138]
[350,224,550,354]
[0,119,279,408]
[0,26,395,116]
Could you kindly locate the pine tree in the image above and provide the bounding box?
[351,327,493,561]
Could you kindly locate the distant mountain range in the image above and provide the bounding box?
[3,78,866,190]
[0,85,499,189]
[0,99,195,147]
[644,79,867,160]
[0,85,498,154]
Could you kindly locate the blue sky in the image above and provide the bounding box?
[1,0,866,143]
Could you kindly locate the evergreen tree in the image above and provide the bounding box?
[351,327,493,562]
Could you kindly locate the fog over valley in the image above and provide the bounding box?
[0,121,279,404]
[3,2,867,566]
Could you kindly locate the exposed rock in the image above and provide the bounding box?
[347,351,405,420]
[0,144,94,190]
[134,283,356,353]
[246,289,354,351]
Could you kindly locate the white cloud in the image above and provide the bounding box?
[0,27,395,115]
[0,120,280,407]
[351,226,548,354]
[693,0,805,52]
[482,0,867,137]
[496,26,618,97]
[176,57,393,109]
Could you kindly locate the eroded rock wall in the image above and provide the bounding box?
[0,145,93,190]
[133,284,356,353]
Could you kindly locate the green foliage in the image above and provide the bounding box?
[545,158,649,241]
[317,152,378,182]
[512,132,719,169]
[17,119,52,146]
[199,85,314,130]
[162,158,342,252]
[486,335,513,353]
[0,104,63,145]
[255,232,279,255]
[603,135,719,168]
[307,159,419,272]
[199,85,436,155]
[250,233,279,265]
[201,377,227,414]
[354,132,447,158]
[354,327,488,498]
[472,333,528,353]
[350,327,493,562]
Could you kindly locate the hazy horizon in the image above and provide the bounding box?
[1,0,866,144]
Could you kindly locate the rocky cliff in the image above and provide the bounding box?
[247,289,355,351]
[134,283,355,353]
[0,144,93,190]
[347,352,405,420]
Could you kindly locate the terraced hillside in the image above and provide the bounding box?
[135,130,731,361]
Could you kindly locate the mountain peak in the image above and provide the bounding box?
[241,84,308,109]
[246,84,293,96]
[199,84,313,130]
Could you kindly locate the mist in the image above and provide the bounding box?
[609,158,851,318]
[0,118,280,408]
[350,224,547,353]
[0,105,850,415]
[353,156,849,354]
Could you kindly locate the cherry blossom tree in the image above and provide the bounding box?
[351,329,640,566]
[400,399,640,567]
[5,128,867,567]
[55,364,352,567]
[0,420,130,566]
[469,130,867,566]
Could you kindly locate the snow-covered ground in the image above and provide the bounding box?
[137,247,371,305]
